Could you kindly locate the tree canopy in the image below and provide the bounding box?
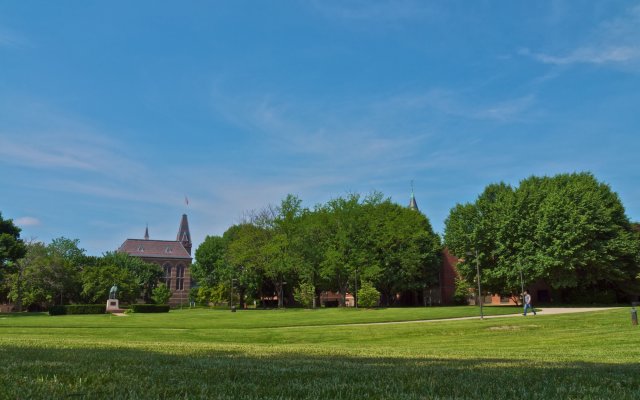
[444,172,640,302]
[0,213,27,302]
[194,192,442,307]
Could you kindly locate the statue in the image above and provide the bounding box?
[109,284,118,300]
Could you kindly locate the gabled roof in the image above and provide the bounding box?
[118,239,192,260]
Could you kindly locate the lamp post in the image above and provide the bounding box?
[467,250,483,320]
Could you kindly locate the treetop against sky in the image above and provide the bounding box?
[1,1,639,255]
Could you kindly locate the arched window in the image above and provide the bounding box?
[163,263,173,290]
[176,265,185,291]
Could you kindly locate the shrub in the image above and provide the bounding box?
[454,277,472,305]
[357,281,380,308]
[130,304,170,313]
[48,305,67,316]
[48,304,106,316]
[293,282,315,308]
[66,304,106,314]
[152,283,172,305]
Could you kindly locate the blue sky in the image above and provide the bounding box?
[1,1,639,256]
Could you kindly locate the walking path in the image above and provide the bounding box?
[339,307,622,327]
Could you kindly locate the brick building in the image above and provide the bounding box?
[118,214,192,307]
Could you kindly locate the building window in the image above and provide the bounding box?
[163,263,172,290]
[176,265,185,291]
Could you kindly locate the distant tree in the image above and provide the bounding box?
[225,222,272,308]
[80,264,138,304]
[320,193,372,306]
[453,277,472,305]
[5,238,85,310]
[357,281,380,308]
[296,207,331,308]
[99,252,162,302]
[264,195,306,308]
[195,283,227,306]
[151,283,172,305]
[444,173,640,302]
[193,235,227,288]
[0,212,27,301]
[47,237,88,266]
[293,281,315,308]
[368,197,441,306]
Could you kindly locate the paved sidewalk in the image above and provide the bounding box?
[339,307,622,327]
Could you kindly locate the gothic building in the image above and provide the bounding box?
[118,214,192,307]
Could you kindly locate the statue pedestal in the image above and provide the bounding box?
[106,299,121,312]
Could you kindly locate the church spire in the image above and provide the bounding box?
[144,224,149,240]
[177,214,192,255]
[409,180,419,211]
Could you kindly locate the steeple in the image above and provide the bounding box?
[144,224,149,240]
[177,214,192,255]
[409,180,419,211]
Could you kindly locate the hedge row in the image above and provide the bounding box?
[49,304,106,316]
[130,304,170,313]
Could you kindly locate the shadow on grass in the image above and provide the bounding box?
[1,345,638,399]
[0,311,49,318]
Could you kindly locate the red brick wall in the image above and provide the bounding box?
[441,249,459,305]
[140,256,192,307]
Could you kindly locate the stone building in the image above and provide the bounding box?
[118,214,192,307]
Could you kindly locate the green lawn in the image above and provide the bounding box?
[0,306,638,399]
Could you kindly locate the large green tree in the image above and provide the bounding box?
[0,212,27,302]
[445,172,640,302]
[5,238,85,310]
[368,198,441,306]
[194,191,443,308]
[98,252,162,303]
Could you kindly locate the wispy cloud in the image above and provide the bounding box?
[520,46,640,66]
[14,216,40,227]
[0,26,29,47]
[210,87,432,172]
[472,95,536,122]
[373,89,537,123]
[521,4,640,67]
[0,101,145,180]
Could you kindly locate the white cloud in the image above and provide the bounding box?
[375,89,537,123]
[0,100,147,180]
[15,216,40,227]
[521,46,640,66]
[521,4,640,67]
[472,95,536,122]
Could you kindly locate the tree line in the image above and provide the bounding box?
[2,172,639,311]
[0,223,169,310]
[444,172,640,303]
[192,192,442,308]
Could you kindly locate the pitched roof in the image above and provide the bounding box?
[409,192,419,211]
[177,214,190,242]
[118,239,192,260]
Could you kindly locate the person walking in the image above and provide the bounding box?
[523,290,536,316]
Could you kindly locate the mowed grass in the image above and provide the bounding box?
[0,307,638,399]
